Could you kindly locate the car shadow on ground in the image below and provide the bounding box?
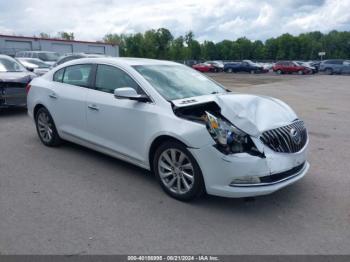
[0,108,27,117]
[56,139,309,214]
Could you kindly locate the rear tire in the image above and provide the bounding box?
[153,141,205,201]
[276,70,283,74]
[35,107,62,147]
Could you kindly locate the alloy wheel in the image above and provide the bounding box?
[37,111,54,143]
[158,149,195,195]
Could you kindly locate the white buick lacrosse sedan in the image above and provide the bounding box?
[27,58,309,201]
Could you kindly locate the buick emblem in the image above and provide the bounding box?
[290,128,301,145]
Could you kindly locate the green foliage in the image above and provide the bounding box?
[103,29,350,60]
[57,32,75,40]
[39,32,50,38]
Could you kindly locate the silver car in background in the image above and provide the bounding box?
[17,58,51,76]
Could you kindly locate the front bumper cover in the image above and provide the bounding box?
[189,140,309,198]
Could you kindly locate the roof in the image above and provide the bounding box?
[53,57,179,70]
[84,57,179,66]
[0,34,116,46]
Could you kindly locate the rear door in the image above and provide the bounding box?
[48,64,94,139]
[241,62,249,72]
[287,62,297,73]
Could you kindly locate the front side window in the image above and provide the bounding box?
[133,65,226,100]
[95,65,140,94]
[62,64,92,87]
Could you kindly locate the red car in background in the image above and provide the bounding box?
[273,61,311,75]
[192,63,215,72]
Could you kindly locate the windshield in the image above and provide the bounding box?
[38,52,60,62]
[133,65,226,100]
[0,57,26,72]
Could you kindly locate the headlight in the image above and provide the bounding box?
[205,111,258,155]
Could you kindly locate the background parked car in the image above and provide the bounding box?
[0,55,35,109]
[294,61,317,74]
[15,51,60,66]
[192,63,215,72]
[204,61,224,72]
[257,62,274,71]
[319,59,350,75]
[53,53,106,67]
[224,60,266,74]
[17,58,51,76]
[273,61,311,75]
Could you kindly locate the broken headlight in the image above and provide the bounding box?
[205,111,257,154]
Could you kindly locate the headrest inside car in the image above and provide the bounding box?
[68,70,83,81]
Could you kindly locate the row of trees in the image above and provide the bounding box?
[103,29,350,61]
[38,32,75,41]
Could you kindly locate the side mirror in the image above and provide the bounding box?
[26,67,34,72]
[114,87,150,102]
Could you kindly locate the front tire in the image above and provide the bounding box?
[35,107,62,147]
[325,68,333,75]
[153,141,205,201]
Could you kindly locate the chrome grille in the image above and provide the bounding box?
[260,120,308,153]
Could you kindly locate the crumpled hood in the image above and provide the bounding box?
[217,94,297,136]
[172,93,298,137]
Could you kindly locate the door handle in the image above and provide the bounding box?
[49,93,58,99]
[88,104,99,111]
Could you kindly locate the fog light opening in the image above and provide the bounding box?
[230,176,261,186]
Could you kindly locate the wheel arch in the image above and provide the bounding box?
[33,103,47,118]
[148,135,189,172]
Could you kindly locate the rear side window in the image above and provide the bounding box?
[62,64,93,87]
[53,68,65,82]
[95,64,140,94]
[327,60,343,65]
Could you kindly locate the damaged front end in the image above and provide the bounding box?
[173,101,264,157]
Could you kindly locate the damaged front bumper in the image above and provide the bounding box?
[189,139,309,198]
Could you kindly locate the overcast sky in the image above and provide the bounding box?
[0,0,349,42]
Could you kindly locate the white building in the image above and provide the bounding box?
[0,34,119,57]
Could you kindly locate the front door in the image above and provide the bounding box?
[86,64,154,164]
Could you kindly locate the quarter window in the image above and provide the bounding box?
[95,64,141,94]
[53,68,65,82]
[62,64,93,87]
